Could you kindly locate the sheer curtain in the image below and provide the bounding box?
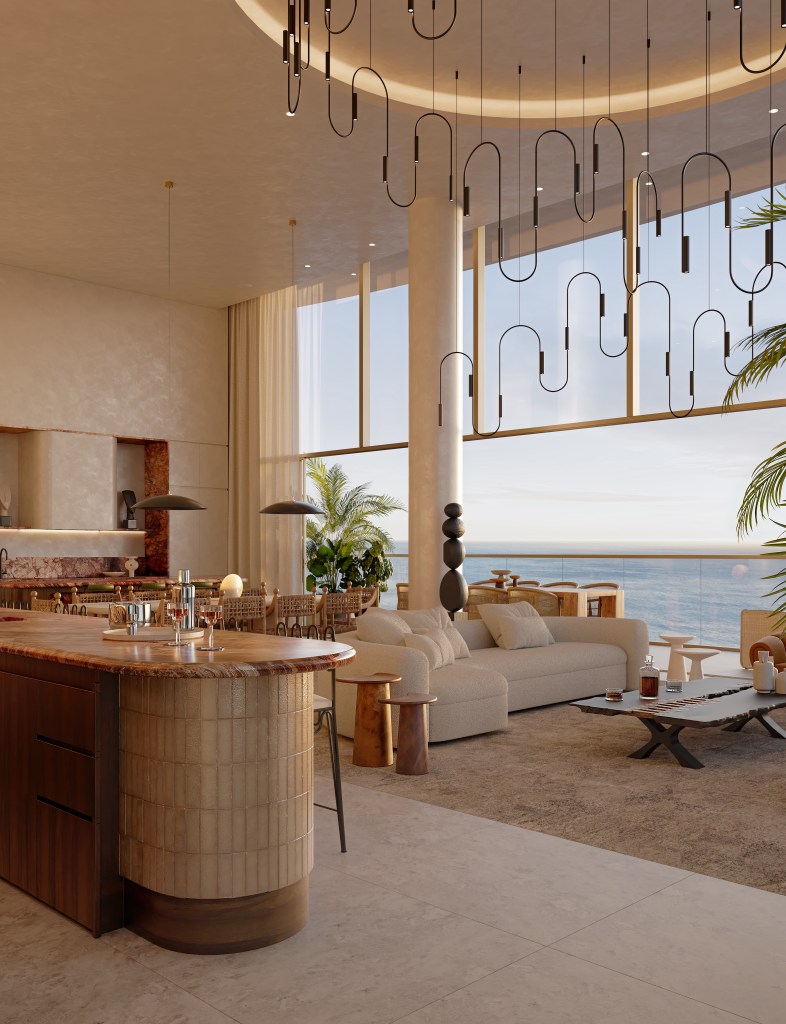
[229,285,303,592]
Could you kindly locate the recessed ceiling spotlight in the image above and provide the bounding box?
[641,151,650,156]
[368,242,376,246]
[536,186,544,192]
[285,110,296,117]
[645,181,653,186]
[351,272,357,276]
[304,264,311,268]
[770,107,780,114]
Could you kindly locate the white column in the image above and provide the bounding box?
[408,195,463,609]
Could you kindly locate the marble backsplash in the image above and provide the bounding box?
[2,556,147,580]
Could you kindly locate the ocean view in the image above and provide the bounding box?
[380,543,786,648]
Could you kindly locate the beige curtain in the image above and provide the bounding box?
[228,286,302,592]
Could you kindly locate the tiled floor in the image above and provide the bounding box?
[2,776,782,1023]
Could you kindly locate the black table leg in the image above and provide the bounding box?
[629,719,704,769]
[723,711,786,739]
[755,711,786,739]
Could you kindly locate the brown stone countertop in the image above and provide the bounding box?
[0,577,213,590]
[0,609,355,678]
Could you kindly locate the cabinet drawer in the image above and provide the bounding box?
[36,800,95,931]
[36,680,95,753]
[35,740,94,819]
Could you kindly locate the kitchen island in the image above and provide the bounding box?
[0,609,354,953]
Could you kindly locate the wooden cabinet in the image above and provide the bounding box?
[0,653,122,935]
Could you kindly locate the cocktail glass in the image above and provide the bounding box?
[198,602,224,652]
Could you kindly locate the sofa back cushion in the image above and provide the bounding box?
[398,606,471,660]
[478,602,555,651]
[356,607,412,645]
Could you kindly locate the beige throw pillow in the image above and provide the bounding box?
[398,606,471,660]
[356,607,412,645]
[403,628,455,670]
[477,602,555,651]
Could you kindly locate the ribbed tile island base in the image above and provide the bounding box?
[0,610,354,953]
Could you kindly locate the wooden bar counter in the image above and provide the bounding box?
[0,609,354,953]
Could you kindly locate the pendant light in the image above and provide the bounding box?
[136,181,207,513]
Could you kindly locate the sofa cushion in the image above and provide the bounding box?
[429,660,508,705]
[356,607,412,645]
[398,606,471,660]
[478,602,554,650]
[468,640,625,683]
[404,628,455,670]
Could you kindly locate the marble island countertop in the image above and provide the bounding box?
[0,608,354,678]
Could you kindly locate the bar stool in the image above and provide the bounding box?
[313,668,347,853]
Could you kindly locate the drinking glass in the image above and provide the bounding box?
[198,602,224,652]
[166,598,188,647]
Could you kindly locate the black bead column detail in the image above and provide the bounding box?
[439,502,468,617]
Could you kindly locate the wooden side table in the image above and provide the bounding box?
[378,693,438,775]
[337,672,401,767]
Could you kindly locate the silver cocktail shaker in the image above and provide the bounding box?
[173,568,196,630]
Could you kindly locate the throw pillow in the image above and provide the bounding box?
[355,607,412,646]
[398,606,471,660]
[413,627,455,668]
[403,631,444,670]
[477,602,555,651]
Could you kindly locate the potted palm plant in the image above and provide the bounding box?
[304,458,404,593]
[723,189,786,624]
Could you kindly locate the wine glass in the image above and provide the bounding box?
[198,602,224,652]
[166,597,188,647]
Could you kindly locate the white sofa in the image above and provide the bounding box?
[318,614,649,744]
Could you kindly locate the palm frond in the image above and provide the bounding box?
[736,188,786,229]
[736,448,786,537]
[722,325,786,409]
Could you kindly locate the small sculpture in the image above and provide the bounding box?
[124,556,139,578]
[439,503,468,616]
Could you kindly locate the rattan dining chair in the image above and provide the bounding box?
[272,591,320,637]
[29,591,65,613]
[541,581,578,588]
[465,585,509,620]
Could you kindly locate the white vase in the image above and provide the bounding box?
[753,651,777,693]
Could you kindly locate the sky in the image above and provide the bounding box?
[301,182,786,551]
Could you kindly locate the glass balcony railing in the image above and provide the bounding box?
[380,552,786,649]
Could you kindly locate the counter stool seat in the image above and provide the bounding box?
[378,693,438,776]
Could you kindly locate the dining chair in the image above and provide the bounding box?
[221,594,271,631]
[29,591,65,613]
[541,581,578,588]
[320,589,363,634]
[272,591,319,637]
[580,582,620,617]
[465,585,509,620]
[507,587,560,616]
[396,582,409,610]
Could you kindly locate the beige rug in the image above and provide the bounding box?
[314,702,786,895]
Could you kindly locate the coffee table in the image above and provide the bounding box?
[573,678,786,769]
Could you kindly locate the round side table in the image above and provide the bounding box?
[675,647,718,681]
[659,633,695,683]
[337,672,401,767]
[378,693,438,776]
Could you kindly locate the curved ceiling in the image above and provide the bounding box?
[236,0,786,120]
[0,0,782,310]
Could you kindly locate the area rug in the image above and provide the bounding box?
[314,702,786,895]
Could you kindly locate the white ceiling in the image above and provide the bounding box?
[0,0,783,308]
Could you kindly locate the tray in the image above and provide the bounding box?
[102,626,204,643]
